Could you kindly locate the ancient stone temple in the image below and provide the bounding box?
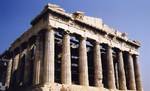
[0,3,143,91]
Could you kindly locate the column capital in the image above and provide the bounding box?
[132,54,139,57]
[61,30,71,37]
[79,35,87,41]
[106,44,112,49]
[46,25,55,31]
[123,51,132,55]
[13,47,20,55]
[64,30,71,35]
[94,40,100,45]
[132,54,138,60]
[114,48,123,53]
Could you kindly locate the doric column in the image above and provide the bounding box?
[61,31,71,84]
[17,47,27,86]
[106,45,116,89]
[11,51,20,80]
[43,28,55,84]
[33,35,41,85]
[93,41,103,87]
[127,53,136,90]
[23,44,31,85]
[15,47,23,86]
[118,50,127,90]
[79,37,89,86]
[10,50,20,88]
[133,55,143,91]
[5,59,13,89]
[39,32,44,84]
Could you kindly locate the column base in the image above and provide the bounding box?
[8,83,137,91]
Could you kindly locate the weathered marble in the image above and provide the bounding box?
[79,37,89,86]
[0,3,143,91]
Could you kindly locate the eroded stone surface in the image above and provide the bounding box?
[0,3,143,91]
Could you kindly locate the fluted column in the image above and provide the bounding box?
[79,37,89,86]
[23,43,31,85]
[133,55,143,91]
[61,32,71,84]
[93,41,103,87]
[39,33,44,84]
[106,45,116,89]
[11,51,20,81]
[11,48,20,86]
[5,59,13,88]
[127,53,136,90]
[17,47,24,85]
[33,35,41,85]
[43,29,55,84]
[118,50,127,90]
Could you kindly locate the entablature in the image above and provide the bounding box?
[7,3,140,55]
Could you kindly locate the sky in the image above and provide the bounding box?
[0,0,150,90]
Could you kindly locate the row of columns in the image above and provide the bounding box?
[44,29,143,90]
[40,28,143,90]
[7,28,143,91]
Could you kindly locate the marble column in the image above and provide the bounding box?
[79,37,89,86]
[133,55,143,91]
[118,50,127,90]
[23,44,31,85]
[39,33,44,84]
[5,59,13,88]
[43,29,55,84]
[11,51,20,81]
[33,35,41,85]
[106,45,116,89]
[93,41,103,87]
[61,32,71,84]
[16,47,26,86]
[12,49,20,86]
[127,53,136,90]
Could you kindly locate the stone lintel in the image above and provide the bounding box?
[5,3,140,57]
[30,3,140,47]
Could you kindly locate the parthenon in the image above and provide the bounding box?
[0,3,143,91]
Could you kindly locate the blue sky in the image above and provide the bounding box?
[0,0,149,90]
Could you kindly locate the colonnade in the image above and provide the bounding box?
[6,28,143,91]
